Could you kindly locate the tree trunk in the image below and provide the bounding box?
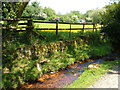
[9,1,30,26]
[16,1,30,18]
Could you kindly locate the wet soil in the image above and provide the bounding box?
[21,53,120,89]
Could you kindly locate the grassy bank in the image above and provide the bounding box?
[66,59,120,88]
[2,31,113,89]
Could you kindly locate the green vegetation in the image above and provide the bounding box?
[22,2,56,21]
[2,1,104,25]
[34,22,101,30]
[2,31,113,89]
[58,11,84,23]
[85,8,104,23]
[2,2,29,18]
[21,1,104,23]
[66,59,120,88]
[36,31,82,42]
[101,1,120,49]
[2,0,120,89]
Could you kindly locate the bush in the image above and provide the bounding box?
[2,31,113,89]
[2,58,42,89]
[101,3,120,49]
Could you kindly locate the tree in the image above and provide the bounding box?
[2,1,30,25]
[23,2,57,21]
[2,0,31,44]
[2,1,30,18]
[70,11,84,19]
[101,1,120,49]
[43,7,56,21]
[22,2,47,20]
[85,10,93,17]
[85,9,104,23]
[59,11,84,23]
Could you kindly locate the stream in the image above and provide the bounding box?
[21,53,120,89]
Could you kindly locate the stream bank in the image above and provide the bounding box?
[2,31,113,89]
[88,65,119,88]
[21,52,120,89]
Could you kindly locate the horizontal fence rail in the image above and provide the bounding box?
[1,18,102,36]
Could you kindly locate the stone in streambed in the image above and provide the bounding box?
[88,63,100,69]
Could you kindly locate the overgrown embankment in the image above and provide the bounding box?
[2,31,112,89]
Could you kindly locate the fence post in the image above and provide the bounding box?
[93,23,95,32]
[95,24,97,32]
[82,24,85,32]
[26,19,33,39]
[26,19,33,31]
[56,22,58,35]
[69,23,72,37]
[101,24,103,30]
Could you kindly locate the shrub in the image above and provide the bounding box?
[2,31,113,89]
[101,3,120,49]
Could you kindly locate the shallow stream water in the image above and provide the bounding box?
[21,53,119,89]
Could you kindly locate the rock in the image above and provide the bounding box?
[36,63,42,71]
[88,63,100,69]
[3,68,10,73]
[50,71,56,74]
[74,74,77,76]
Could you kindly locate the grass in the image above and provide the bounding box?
[66,59,120,88]
[2,24,112,89]
[1,20,101,32]
[34,22,101,32]
[36,31,83,42]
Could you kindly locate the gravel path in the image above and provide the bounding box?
[88,66,119,88]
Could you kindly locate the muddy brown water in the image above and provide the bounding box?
[21,53,119,89]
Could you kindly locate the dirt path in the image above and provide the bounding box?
[88,66,119,88]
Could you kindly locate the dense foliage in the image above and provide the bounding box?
[2,31,112,89]
[21,1,104,23]
[2,1,29,18]
[101,2,120,49]
[85,9,104,23]
[2,1,104,23]
[2,1,30,26]
[22,2,56,21]
[2,0,119,89]
[58,11,84,23]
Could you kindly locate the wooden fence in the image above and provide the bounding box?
[1,18,102,36]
